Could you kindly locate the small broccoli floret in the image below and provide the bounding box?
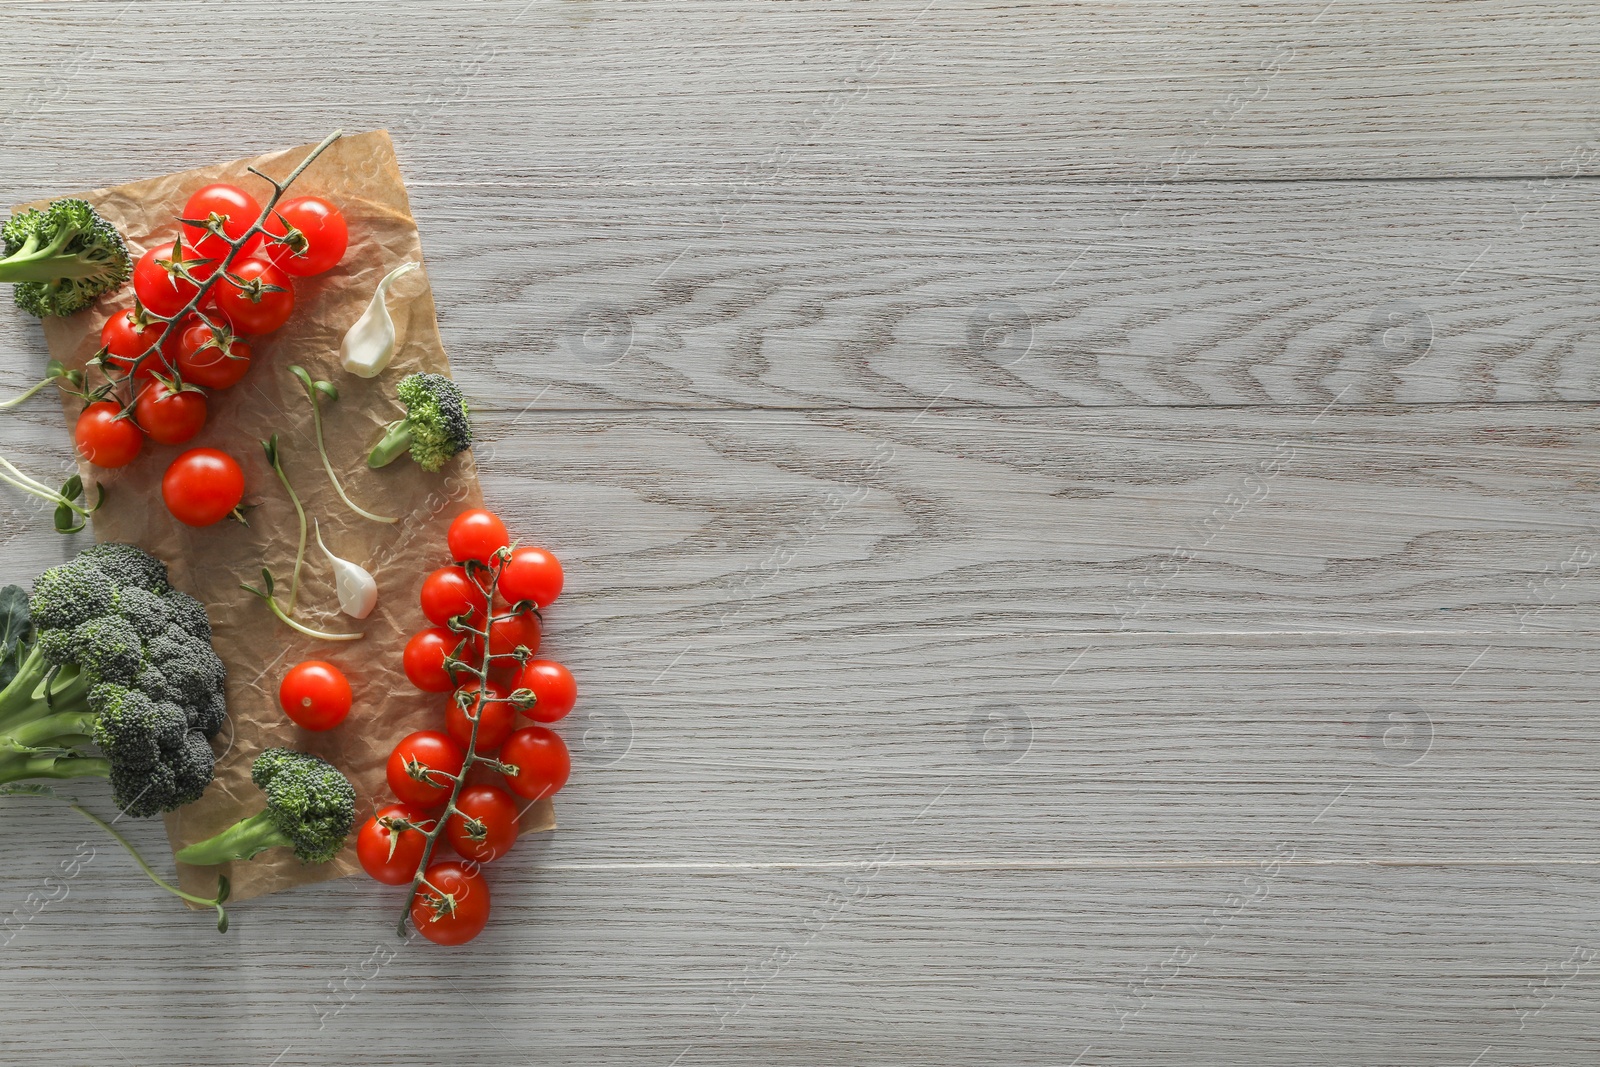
[79,542,170,595]
[175,748,356,866]
[0,544,226,819]
[367,372,473,473]
[0,198,131,317]
[29,560,115,632]
[163,590,211,642]
[112,587,172,639]
[70,615,143,684]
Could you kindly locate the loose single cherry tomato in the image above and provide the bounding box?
[213,257,294,335]
[386,730,466,809]
[445,679,515,754]
[446,784,520,864]
[410,860,490,945]
[403,626,473,693]
[173,317,252,389]
[100,308,171,380]
[278,660,353,731]
[262,196,349,276]
[419,565,488,628]
[161,447,244,527]
[74,402,143,468]
[132,240,214,318]
[357,802,435,885]
[447,509,509,566]
[182,183,264,265]
[498,726,571,801]
[514,660,577,723]
[500,546,564,609]
[134,380,207,445]
[487,610,541,663]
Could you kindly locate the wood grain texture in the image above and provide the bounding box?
[0,0,1598,1064]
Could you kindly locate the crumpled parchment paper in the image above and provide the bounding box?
[25,130,554,904]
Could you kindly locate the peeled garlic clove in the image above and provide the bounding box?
[339,261,420,378]
[315,519,378,619]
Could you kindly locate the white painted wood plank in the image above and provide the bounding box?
[4,1,1600,186]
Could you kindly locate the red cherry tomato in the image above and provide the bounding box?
[278,660,353,731]
[403,626,474,693]
[445,679,515,754]
[419,565,488,628]
[132,240,214,318]
[161,447,244,527]
[445,784,520,864]
[411,861,490,945]
[133,380,207,446]
[213,257,294,335]
[74,402,143,468]
[386,730,466,809]
[514,660,577,723]
[447,509,509,566]
[487,610,541,663]
[182,183,264,265]
[172,317,252,389]
[500,546,564,609]
[357,802,436,886]
[498,726,571,801]
[100,308,171,380]
[262,196,349,276]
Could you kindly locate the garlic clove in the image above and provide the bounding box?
[314,519,378,619]
[339,261,420,378]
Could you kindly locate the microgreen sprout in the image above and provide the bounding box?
[290,365,396,524]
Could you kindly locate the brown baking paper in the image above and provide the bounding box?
[25,131,554,904]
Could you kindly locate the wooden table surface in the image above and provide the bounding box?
[3,2,1600,1064]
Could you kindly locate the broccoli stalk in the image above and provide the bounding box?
[176,748,356,867]
[0,199,132,317]
[0,542,227,817]
[367,372,473,473]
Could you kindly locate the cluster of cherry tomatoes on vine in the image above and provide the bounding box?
[345,509,574,945]
[74,183,349,527]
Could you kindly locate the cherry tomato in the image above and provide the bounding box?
[182,183,264,265]
[173,317,252,389]
[134,380,207,445]
[74,402,143,469]
[100,308,171,380]
[498,726,570,801]
[132,240,214,318]
[357,802,435,886]
[161,447,244,527]
[420,565,488,628]
[262,196,349,276]
[445,784,520,864]
[514,660,577,723]
[500,546,564,609]
[403,626,475,693]
[411,860,490,946]
[386,730,466,809]
[487,610,541,663]
[445,679,515,754]
[214,257,294,335]
[278,660,352,731]
[447,509,509,566]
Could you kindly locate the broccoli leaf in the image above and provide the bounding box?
[0,584,31,688]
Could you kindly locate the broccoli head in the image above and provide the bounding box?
[175,748,356,866]
[367,372,473,473]
[0,198,131,317]
[0,543,226,817]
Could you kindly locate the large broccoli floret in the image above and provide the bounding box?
[367,372,472,473]
[0,544,226,817]
[175,748,355,866]
[0,198,131,317]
